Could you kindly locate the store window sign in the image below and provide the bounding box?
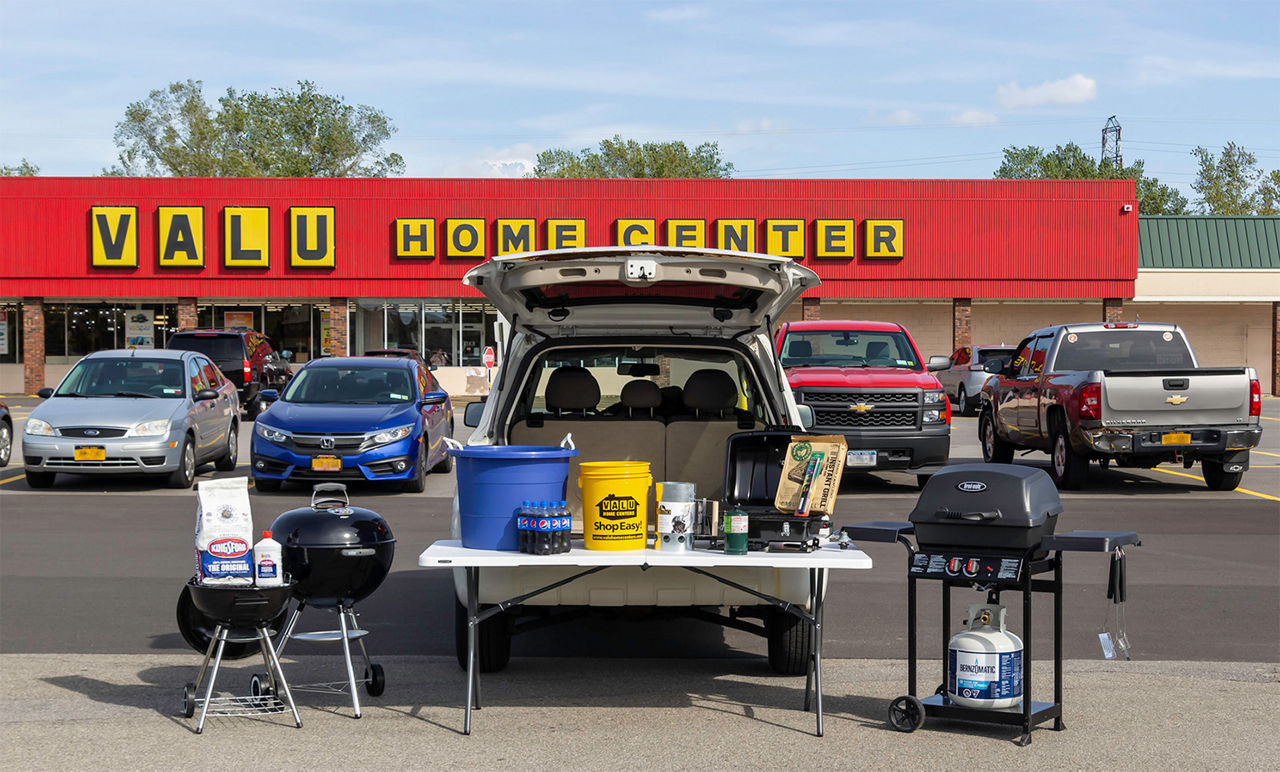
[616,219,655,246]
[124,309,154,349]
[90,206,138,267]
[223,207,270,267]
[446,219,486,258]
[496,219,536,255]
[666,219,706,248]
[158,206,204,267]
[865,219,904,259]
[289,207,335,268]
[395,218,435,258]
[0,310,9,355]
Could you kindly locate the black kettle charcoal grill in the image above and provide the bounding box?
[842,463,1139,746]
[270,484,396,718]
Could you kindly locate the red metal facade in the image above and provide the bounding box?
[0,177,1138,299]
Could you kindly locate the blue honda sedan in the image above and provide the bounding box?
[250,356,453,492]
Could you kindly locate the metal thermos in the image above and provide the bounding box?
[655,481,696,552]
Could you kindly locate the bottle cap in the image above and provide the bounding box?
[263,530,272,538]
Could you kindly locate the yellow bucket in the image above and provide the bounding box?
[578,461,651,550]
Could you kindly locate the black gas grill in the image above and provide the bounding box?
[842,463,1139,746]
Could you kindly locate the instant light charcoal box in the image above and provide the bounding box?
[774,435,847,516]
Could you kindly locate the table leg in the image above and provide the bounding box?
[464,566,479,735]
[813,568,826,737]
[803,568,815,713]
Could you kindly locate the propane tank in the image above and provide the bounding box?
[947,603,1024,709]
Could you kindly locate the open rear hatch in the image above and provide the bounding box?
[464,246,819,337]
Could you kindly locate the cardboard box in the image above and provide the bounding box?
[773,435,847,516]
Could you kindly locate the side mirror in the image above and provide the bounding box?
[37,387,54,399]
[421,391,448,406]
[926,355,952,372]
[260,389,279,402]
[195,388,219,401]
[464,401,485,427]
[795,404,815,430]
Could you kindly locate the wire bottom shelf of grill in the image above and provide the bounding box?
[197,694,292,717]
[290,679,368,695]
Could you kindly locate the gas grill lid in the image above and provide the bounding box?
[909,464,1062,530]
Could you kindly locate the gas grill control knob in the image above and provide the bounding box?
[963,558,981,578]
[946,557,962,576]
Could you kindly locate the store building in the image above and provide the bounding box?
[1,178,1275,395]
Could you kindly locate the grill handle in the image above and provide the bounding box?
[311,482,350,509]
[935,508,1001,522]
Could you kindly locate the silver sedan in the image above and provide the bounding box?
[22,349,240,488]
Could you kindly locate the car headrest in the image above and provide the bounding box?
[620,379,661,410]
[682,369,739,413]
[788,340,812,358]
[545,366,600,412]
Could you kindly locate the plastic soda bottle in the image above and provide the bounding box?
[535,502,552,555]
[518,501,532,554]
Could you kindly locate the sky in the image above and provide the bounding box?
[2,0,1277,200]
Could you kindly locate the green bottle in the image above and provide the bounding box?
[723,508,749,555]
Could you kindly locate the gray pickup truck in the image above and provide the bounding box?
[978,322,1262,490]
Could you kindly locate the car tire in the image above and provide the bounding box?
[1049,417,1088,490]
[403,449,428,493]
[766,606,812,676]
[254,476,282,493]
[1201,460,1243,492]
[25,469,56,488]
[0,419,11,467]
[214,423,238,472]
[979,407,1014,464]
[168,436,196,489]
[956,385,972,417]
[454,598,512,673]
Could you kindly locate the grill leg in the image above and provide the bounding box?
[1018,578,1033,746]
[260,626,302,728]
[338,609,362,718]
[275,602,305,658]
[346,607,375,673]
[195,625,228,734]
[192,625,219,693]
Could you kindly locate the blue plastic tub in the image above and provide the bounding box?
[450,445,578,551]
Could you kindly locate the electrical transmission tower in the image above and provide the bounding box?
[1102,116,1122,170]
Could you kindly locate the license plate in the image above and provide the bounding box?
[846,450,877,468]
[74,446,106,461]
[1161,432,1192,445]
[311,455,342,472]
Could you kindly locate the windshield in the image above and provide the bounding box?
[55,358,187,398]
[1052,330,1195,371]
[780,330,921,370]
[281,366,415,404]
[168,335,244,361]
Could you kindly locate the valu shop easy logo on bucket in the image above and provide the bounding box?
[207,538,250,558]
[596,494,639,521]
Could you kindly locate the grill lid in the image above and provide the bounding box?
[909,464,1062,529]
[269,485,395,549]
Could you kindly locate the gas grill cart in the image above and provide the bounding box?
[841,463,1139,746]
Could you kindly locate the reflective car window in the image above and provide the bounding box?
[54,358,186,398]
[282,366,415,404]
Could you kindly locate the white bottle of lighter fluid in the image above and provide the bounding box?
[254,530,284,587]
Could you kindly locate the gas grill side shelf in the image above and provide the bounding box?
[1042,530,1140,553]
[841,522,914,544]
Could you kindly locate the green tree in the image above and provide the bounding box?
[1,158,40,176]
[532,135,734,178]
[107,79,404,177]
[994,141,1188,215]
[1190,142,1278,215]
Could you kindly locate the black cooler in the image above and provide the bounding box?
[723,431,828,552]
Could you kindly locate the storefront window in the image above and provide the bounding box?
[423,299,453,366]
[352,299,385,356]
[386,302,421,352]
[263,303,314,363]
[41,302,174,363]
[0,303,20,364]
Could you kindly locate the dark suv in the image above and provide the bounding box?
[167,329,291,418]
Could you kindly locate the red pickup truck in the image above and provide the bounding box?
[775,320,953,487]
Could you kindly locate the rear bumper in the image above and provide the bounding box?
[1077,425,1262,457]
[837,425,952,473]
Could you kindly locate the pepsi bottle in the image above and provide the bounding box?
[518,501,532,554]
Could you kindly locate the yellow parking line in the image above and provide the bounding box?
[0,472,26,486]
[1150,467,1280,501]
[1261,416,1280,422]
[1255,451,1280,458]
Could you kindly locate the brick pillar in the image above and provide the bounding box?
[176,297,198,331]
[328,298,348,357]
[22,297,45,394]
[953,298,972,350]
[802,297,821,321]
[1103,298,1124,322]
[1272,301,1279,396]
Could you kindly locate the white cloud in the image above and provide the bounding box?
[425,143,539,178]
[948,110,998,127]
[1131,55,1280,85]
[877,109,923,126]
[646,6,709,23]
[996,74,1097,109]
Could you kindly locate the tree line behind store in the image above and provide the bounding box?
[2,78,1276,215]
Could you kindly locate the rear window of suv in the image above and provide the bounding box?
[168,335,245,361]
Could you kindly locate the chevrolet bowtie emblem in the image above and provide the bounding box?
[1166,395,1188,405]
[849,403,874,413]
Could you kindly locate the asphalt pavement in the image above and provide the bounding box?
[0,398,1276,766]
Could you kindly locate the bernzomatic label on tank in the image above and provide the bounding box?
[592,494,643,539]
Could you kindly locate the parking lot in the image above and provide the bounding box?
[0,397,1276,766]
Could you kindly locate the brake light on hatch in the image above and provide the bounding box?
[1102,322,1138,329]
[1249,379,1261,417]
[1079,382,1102,420]
[244,359,251,382]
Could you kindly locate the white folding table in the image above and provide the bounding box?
[418,540,872,736]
